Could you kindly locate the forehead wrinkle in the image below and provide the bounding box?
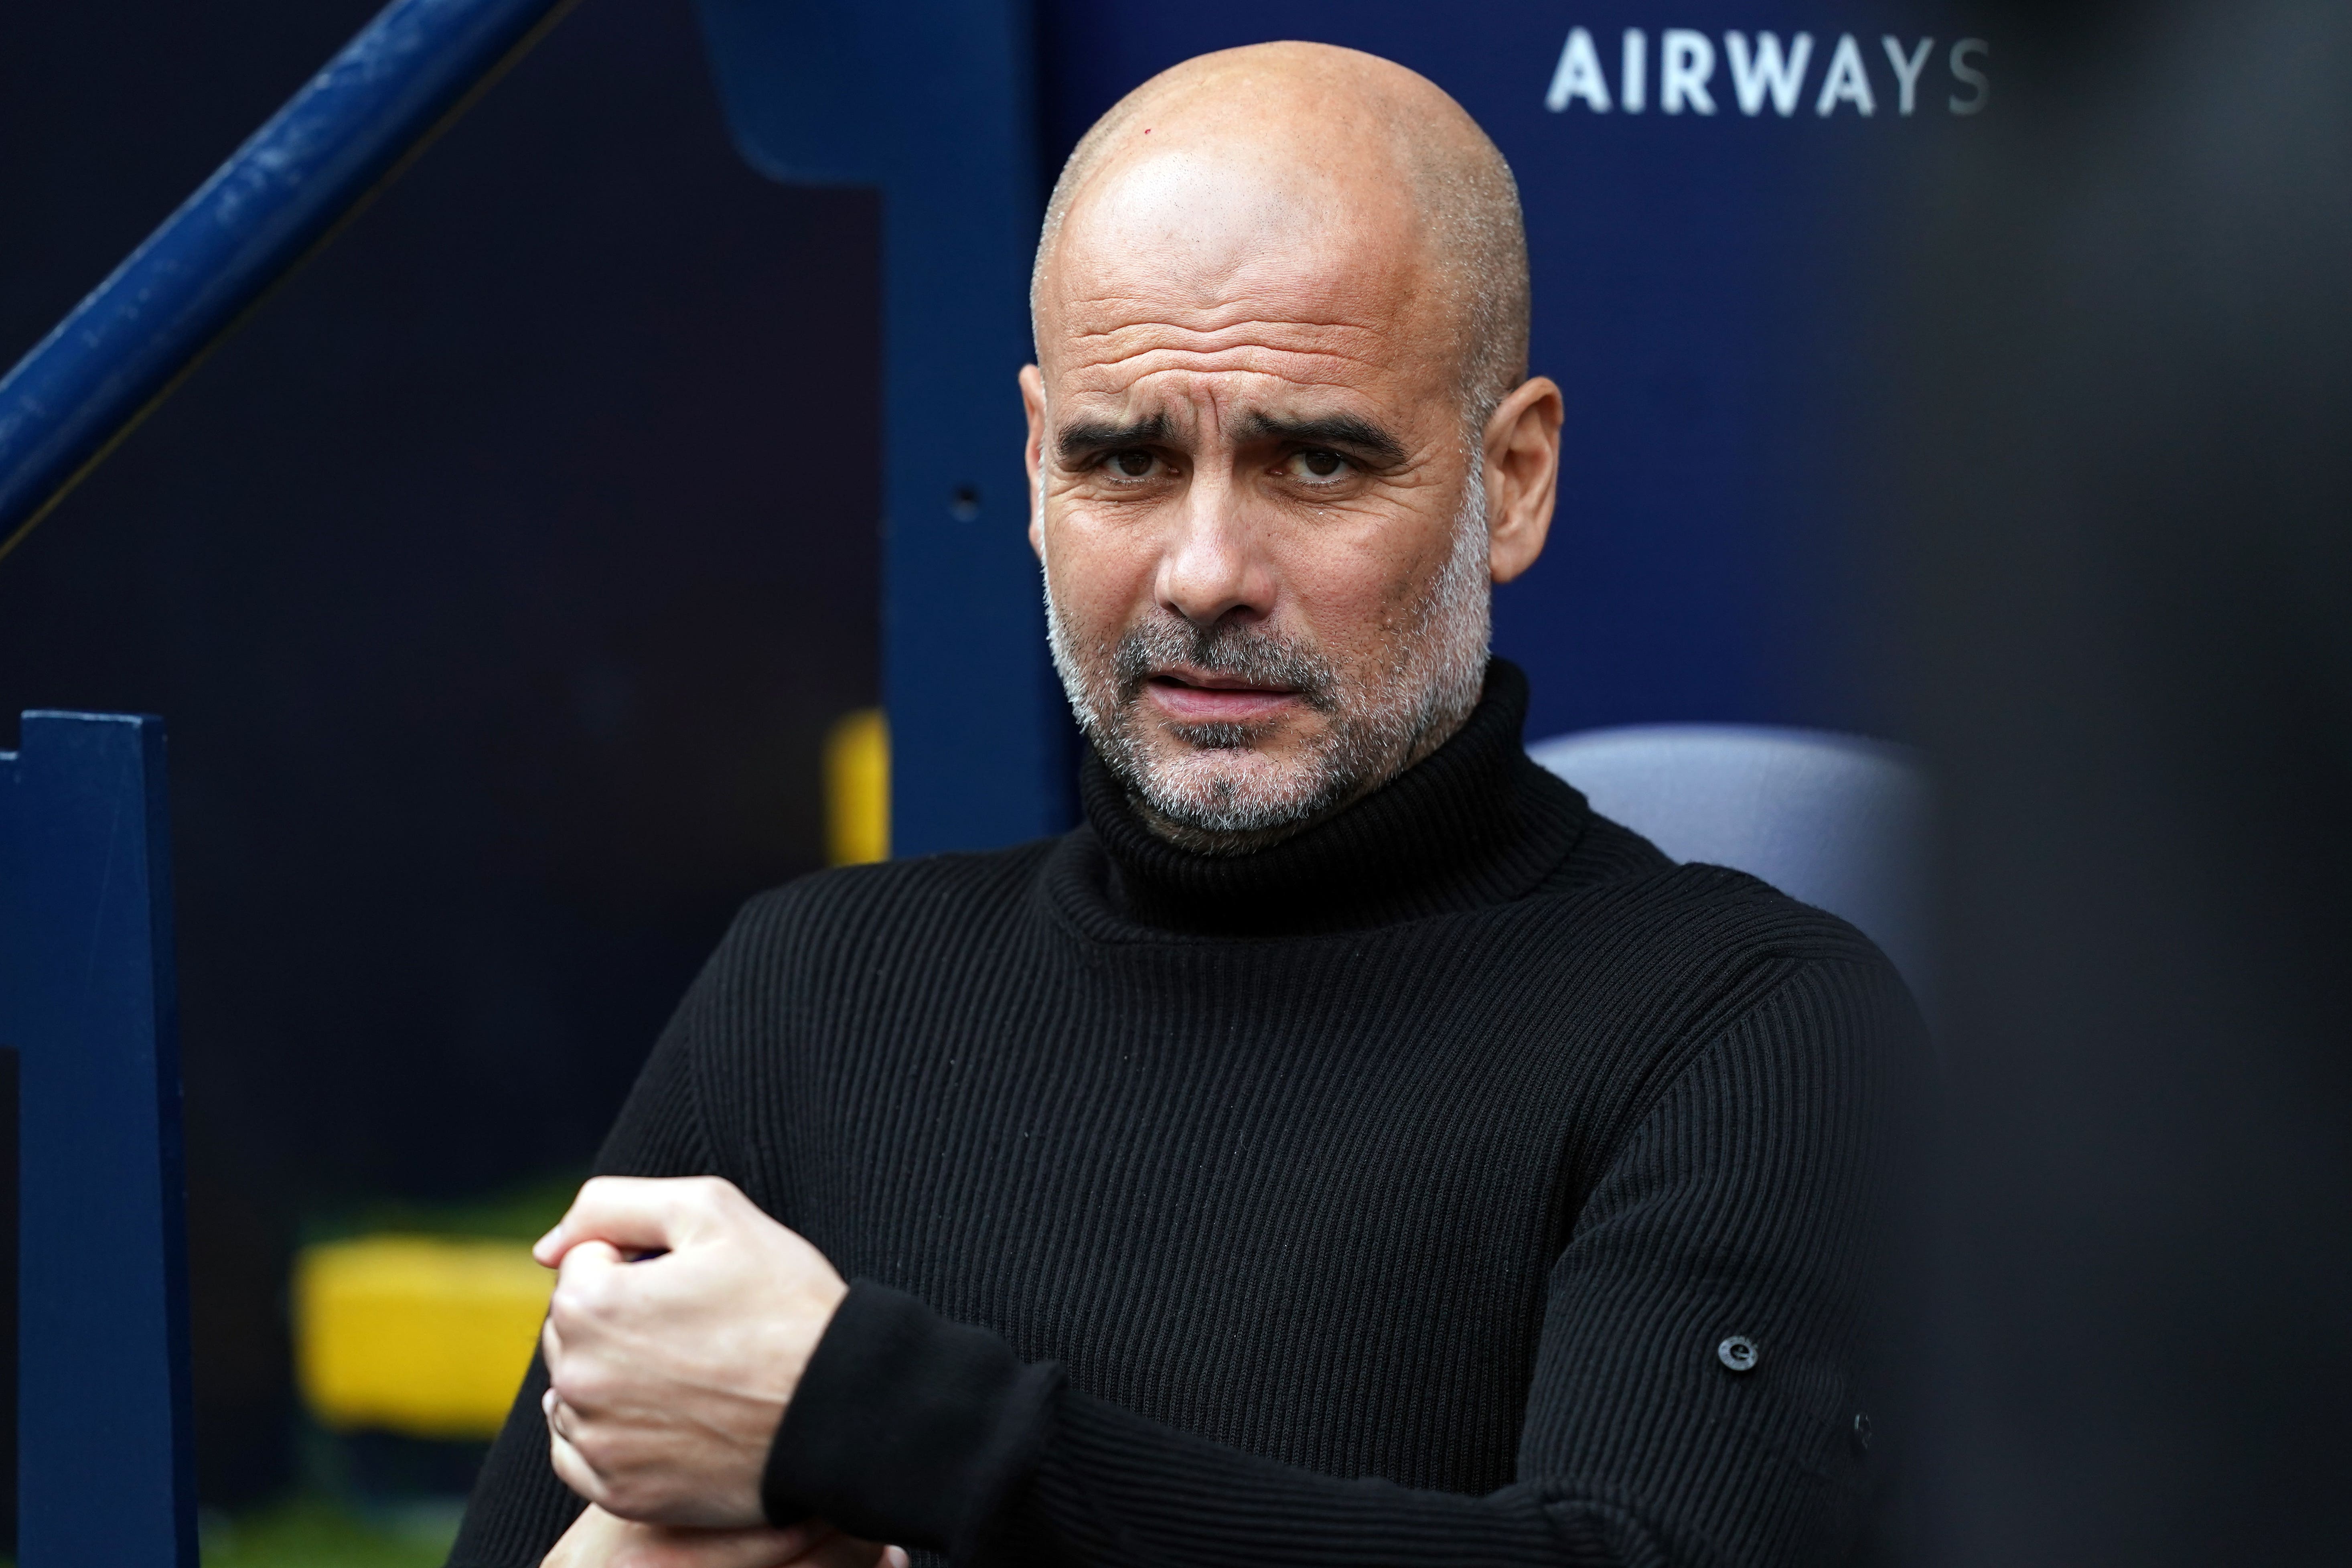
[1042,209,1435,388]
[1054,279,1408,334]
[1055,316,1403,381]
[1060,349,1389,401]
[1058,324,1401,376]
[1059,276,1398,318]
[1065,316,1392,353]
[1070,331,1389,370]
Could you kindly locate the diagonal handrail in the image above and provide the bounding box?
[0,0,579,567]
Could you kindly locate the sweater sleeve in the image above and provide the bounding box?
[762,956,1923,1568]
[444,957,728,1568]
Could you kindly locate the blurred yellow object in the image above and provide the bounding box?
[825,707,890,865]
[294,1235,552,1441]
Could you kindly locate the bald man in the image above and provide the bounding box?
[450,43,1922,1568]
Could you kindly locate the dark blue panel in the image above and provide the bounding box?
[698,0,1052,857]
[0,714,194,1567]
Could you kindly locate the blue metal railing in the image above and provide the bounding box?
[0,0,577,566]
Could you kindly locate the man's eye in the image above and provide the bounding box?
[1289,449,1349,480]
[1107,450,1156,479]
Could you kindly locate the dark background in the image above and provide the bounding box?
[1904,3,2352,1562]
[0,0,880,1507]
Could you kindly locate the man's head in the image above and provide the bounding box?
[1023,42,1563,854]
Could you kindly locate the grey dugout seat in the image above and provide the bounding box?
[1527,724,1934,1009]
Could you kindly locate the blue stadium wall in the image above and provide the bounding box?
[700,0,1980,856]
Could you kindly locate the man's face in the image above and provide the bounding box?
[1024,145,1494,846]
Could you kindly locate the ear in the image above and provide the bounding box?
[1020,365,1048,561]
[1481,376,1563,585]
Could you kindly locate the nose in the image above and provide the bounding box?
[1154,468,1272,629]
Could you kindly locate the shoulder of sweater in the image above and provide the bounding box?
[1523,848,1925,1144]
[1534,824,1900,980]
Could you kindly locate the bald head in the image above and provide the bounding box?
[1033,42,1531,428]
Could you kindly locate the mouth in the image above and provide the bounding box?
[1143,667,1303,724]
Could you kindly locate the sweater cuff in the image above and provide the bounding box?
[762,1280,1060,1555]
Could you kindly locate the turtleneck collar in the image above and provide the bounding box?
[1058,659,1593,939]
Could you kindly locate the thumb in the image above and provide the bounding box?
[535,1174,730,1266]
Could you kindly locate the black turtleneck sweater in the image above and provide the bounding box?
[450,662,1922,1568]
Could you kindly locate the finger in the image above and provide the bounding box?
[554,1238,627,1285]
[547,1417,608,1507]
[537,1175,741,1265]
[883,1550,908,1568]
[542,1387,579,1446]
[547,1239,627,1329]
[544,1243,627,1369]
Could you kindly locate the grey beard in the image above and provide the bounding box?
[1043,474,1494,854]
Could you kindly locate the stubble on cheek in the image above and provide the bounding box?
[1044,562,1358,839]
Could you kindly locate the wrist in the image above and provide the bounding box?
[771,1270,850,1400]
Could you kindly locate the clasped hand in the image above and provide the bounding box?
[533,1176,894,1567]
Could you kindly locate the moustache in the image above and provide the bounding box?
[1109,617,1340,714]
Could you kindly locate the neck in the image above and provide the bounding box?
[1072,659,1587,937]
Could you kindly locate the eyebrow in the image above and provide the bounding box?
[1055,412,1172,465]
[1051,408,1411,469]
[1233,411,1409,466]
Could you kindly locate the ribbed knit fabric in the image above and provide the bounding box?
[448,661,1922,1568]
